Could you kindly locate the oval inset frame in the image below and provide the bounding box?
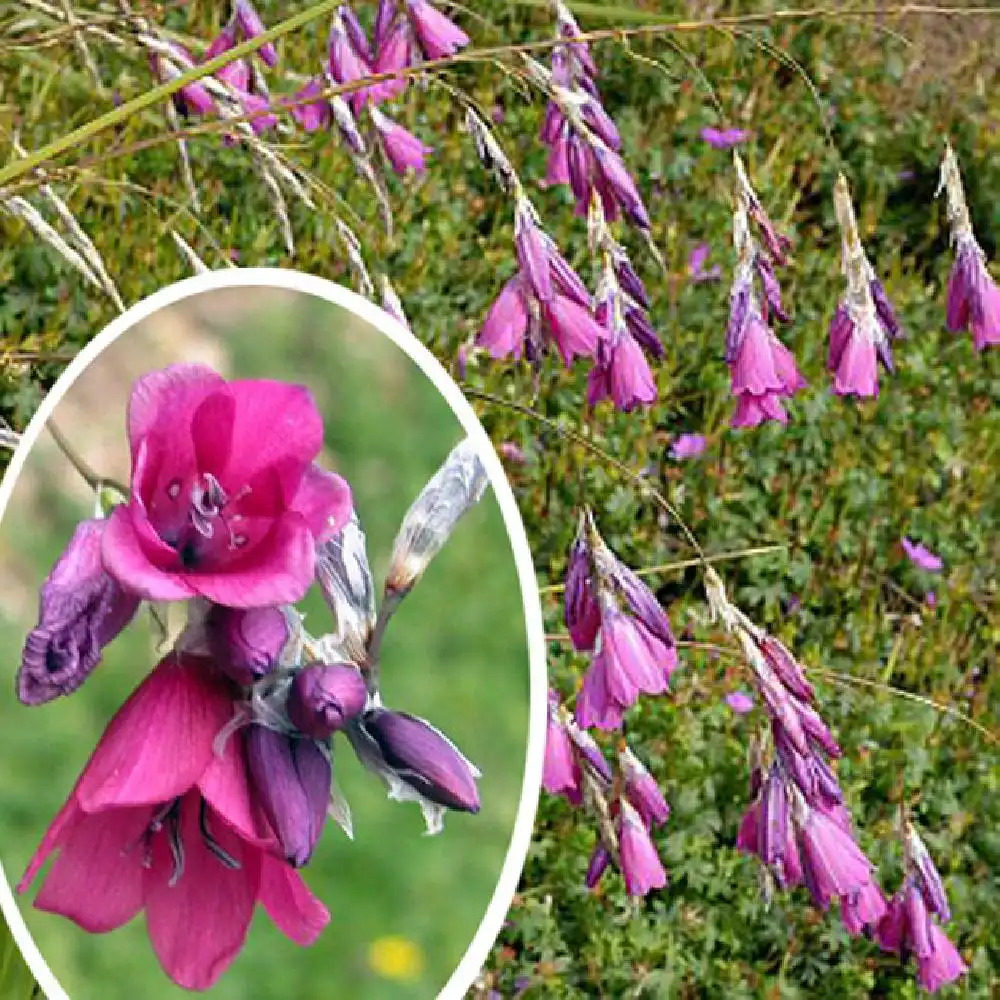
[0,268,546,1000]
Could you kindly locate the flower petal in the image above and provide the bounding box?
[77,654,233,812]
[291,464,354,543]
[258,854,330,946]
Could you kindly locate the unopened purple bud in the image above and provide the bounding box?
[567,723,612,783]
[340,4,373,62]
[564,533,600,651]
[362,708,480,813]
[908,826,951,923]
[759,764,788,871]
[624,306,664,359]
[372,109,431,175]
[287,663,368,739]
[18,518,140,706]
[619,747,669,827]
[613,563,675,652]
[615,255,649,308]
[206,604,290,686]
[235,0,277,66]
[582,98,621,151]
[585,844,611,889]
[247,725,331,867]
[543,697,579,801]
[796,702,843,758]
[756,253,788,324]
[760,635,815,703]
[809,750,843,806]
[592,144,650,231]
[374,0,398,48]
[548,249,590,307]
[870,277,902,340]
[514,205,553,302]
[726,279,751,363]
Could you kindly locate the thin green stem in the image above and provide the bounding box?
[540,543,787,595]
[466,388,707,560]
[47,423,128,496]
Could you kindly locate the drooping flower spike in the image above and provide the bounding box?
[568,511,678,731]
[938,143,1000,352]
[827,175,902,398]
[725,202,805,428]
[878,820,967,993]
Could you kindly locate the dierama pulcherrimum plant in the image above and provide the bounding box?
[16,366,487,990]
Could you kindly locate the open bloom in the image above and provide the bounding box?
[371,108,431,175]
[405,0,469,59]
[18,653,328,990]
[102,364,352,607]
[946,234,1000,351]
[618,799,667,896]
[18,517,140,705]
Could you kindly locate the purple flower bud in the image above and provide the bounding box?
[612,563,676,652]
[374,0,398,48]
[370,19,411,103]
[564,532,600,651]
[585,843,611,889]
[287,663,368,739]
[582,98,621,151]
[623,306,664,359]
[908,826,951,923]
[205,604,289,686]
[567,723,611,783]
[615,255,649,307]
[670,433,707,461]
[340,4,373,62]
[619,747,669,828]
[618,799,667,897]
[235,0,277,66]
[759,764,789,872]
[725,690,754,714]
[204,25,237,62]
[372,109,431,175]
[760,634,815,703]
[246,725,331,867]
[18,518,140,706]
[514,205,553,302]
[360,708,480,814]
[329,11,371,112]
[405,0,469,59]
[592,144,650,231]
[870,277,902,340]
[755,253,789,324]
[548,249,590,307]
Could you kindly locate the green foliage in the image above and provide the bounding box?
[1,2,999,998]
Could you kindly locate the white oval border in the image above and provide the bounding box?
[0,268,546,1000]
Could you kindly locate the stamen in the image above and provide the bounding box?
[199,800,242,870]
[166,805,185,887]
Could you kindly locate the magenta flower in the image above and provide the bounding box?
[826,303,882,398]
[543,694,580,803]
[901,537,943,573]
[586,327,657,412]
[328,10,373,112]
[725,690,754,715]
[17,653,328,990]
[618,799,667,896]
[234,0,277,66]
[670,433,707,460]
[370,18,412,103]
[946,233,1000,352]
[879,881,967,992]
[796,802,875,910]
[700,126,750,149]
[405,0,469,59]
[544,294,605,366]
[478,276,529,361]
[372,109,431,175]
[18,517,140,705]
[290,77,330,132]
[101,364,352,608]
[688,243,722,283]
[575,604,673,731]
[840,879,887,936]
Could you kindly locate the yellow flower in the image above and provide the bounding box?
[368,935,425,982]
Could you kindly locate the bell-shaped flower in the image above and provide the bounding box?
[18,517,140,705]
[17,653,328,990]
[405,0,469,59]
[618,799,667,897]
[543,693,579,802]
[371,108,432,175]
[101,363,352,607]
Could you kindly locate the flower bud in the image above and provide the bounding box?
[246,725,331,867]
[287,663,367,739]
[206,604,291,686]
[619,747,669,828]
[18,518,140,706]
[348,708,480,833]
[386,438,488,596]
[316,514,376,663]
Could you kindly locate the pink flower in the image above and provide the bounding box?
[328,11,373,112]
[946,234,1000,352]
[878,882,967,992]
[618,800,667,896]
[725,690,754,715]
[543,694,580,803]
[586,329,657,412]
[18,653,328,990]
[372,109,431,175]
[290,77,330,132]
[901,537,943,572]
[827,305,881,398]
[575,605,673,731]
[700,126,751,149]
[234,0,277,67]
[796,805,875,910]
[840,879,887,936]
[670,433,707,460]
[102,364,352,608]
[405,0,469,59]
[478,276,529,360]
[370,18,412,103]
[544,295,605,366]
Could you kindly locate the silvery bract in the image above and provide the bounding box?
[315,514,377,663]
[386,437,489,595]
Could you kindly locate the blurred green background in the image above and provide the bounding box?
[0,290,531,999]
